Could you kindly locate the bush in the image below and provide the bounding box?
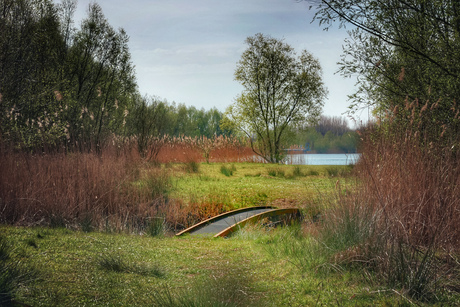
[268,100,460,302]
[331,104,460,301]
[220,164,236,176]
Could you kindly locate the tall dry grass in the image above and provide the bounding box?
[156,136,253,163]
[321,100,460,300]
[0,147,170,232]
[0,135,254,232]
[355,110,460,252]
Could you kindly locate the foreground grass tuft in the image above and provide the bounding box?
[0,236,38,306]
[97,252,166,278]
[220,164,236,176]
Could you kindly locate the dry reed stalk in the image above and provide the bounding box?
[156,141,253,163]
[162,199,227,230]
[156,143,202,163]
[356,124,460,251]
[0,145,168,231]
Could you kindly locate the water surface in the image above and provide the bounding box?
[286,153,360,165]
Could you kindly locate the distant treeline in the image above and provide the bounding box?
[292,116,359,153]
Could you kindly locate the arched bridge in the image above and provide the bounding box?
[176,206,301,238]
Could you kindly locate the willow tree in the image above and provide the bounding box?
[223,33,327,163]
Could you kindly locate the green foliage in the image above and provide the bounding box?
[0,0,236,153]
[313,0,460,134]
[0,0,137,151]
[225,33,327,163]
[293,122,359,154]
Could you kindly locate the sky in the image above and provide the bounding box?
[66,0,361,123]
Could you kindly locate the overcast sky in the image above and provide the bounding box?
[67,0,362,122]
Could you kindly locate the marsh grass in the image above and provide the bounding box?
[146,216,168,237]
[305,169,320,176]
[149,265,259,307]
[292,166,303,177]
[303,103,460,302]
[3,224,449,305]
[220,164,236,176]
[0,148,172,232]
[325,165,353,177]
[267,167,285,178]
[183,160,200,173]
[352,120,460,300]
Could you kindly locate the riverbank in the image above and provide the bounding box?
[1,161,458,306]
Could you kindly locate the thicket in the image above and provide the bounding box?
[269,103,460,302]
[292,115,359,153]
[0,138,255,232]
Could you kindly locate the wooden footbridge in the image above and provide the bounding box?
[176,206,300,238]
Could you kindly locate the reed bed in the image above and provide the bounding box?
[318,100,460,300]
[156,136,254,163]
[0,136,253,232]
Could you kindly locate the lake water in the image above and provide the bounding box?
[286,153,361,165]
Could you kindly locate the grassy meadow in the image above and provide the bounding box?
[170,163,351,210]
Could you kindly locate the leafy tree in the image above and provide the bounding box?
[292,116,358,153]
[223,33,327,163]
[128,96,169,160]
[0,0,137,152]
[0,0,68,149]
[311,0,460,131]
[315,115,350,136]
[64,2,136,152]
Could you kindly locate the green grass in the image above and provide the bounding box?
[169,163,349,209]
[0,226,426,306]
